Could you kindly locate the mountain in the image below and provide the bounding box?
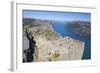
[66,21,91,37]
[23,18,35,26]
[23,18,53,28]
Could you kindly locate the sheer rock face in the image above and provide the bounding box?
[23,18,85,62]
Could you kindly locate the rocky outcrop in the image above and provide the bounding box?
[23,18,85,62]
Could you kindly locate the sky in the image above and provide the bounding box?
[23,10,91,22]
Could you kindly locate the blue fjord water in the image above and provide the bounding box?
[52,22,91,59]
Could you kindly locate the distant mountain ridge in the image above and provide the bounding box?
[66,21,91,37]
[23,18,35,26]
[23,18,67,26]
